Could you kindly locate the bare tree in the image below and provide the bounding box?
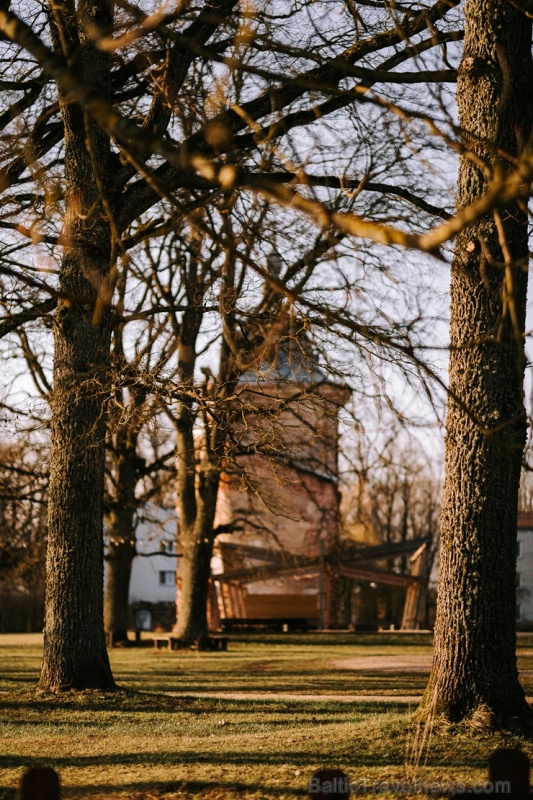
[165,201,341,644]
[342,428,441,627]
[101,245,182,645]
[0,439,48,632]
[4,0,529,706]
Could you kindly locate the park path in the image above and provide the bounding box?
[171,691,422,703]
[332,655,432,672]
[171,655,427,703]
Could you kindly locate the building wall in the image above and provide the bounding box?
[128,505,178,604]
[517,512,533,629]
[213,376,348,622]
[105,503,178,630]
[217,456,341,560]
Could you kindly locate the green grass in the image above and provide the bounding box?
[2,633,533,799]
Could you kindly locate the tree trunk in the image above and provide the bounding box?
[104,428,143,645]
[41,250,116,689]
[39,0,116,691]
[175,474,220,643]
[421,0,533,725]
[172,313,231,644]
[104,520,136,645]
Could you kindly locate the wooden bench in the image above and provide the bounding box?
[152,634,229,651]
[152,635,174,650]
[220,617,309,632]
[207,635,229,651]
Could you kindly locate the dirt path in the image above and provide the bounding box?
[173,691,422,703]
[333,655,432,673]
[333,654,533,677]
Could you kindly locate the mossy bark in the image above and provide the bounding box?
[421,0,533,725]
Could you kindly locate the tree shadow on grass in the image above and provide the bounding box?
[0,690,190,714]
[0,778,309,799]
[115,671,428,696]
[138,680,427,694]
[0,691,410,716]
[0,745,487,771]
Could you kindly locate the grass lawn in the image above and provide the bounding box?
[2,632,533,799]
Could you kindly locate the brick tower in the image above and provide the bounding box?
[211,332,350,629]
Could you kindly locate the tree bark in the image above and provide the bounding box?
[39,0,116,691]
[174,476,220,642]
[173,314,223,643]
[173,227,236,644]
[421,0,533,725]
[104,515,136,646]
[104,406,145,645]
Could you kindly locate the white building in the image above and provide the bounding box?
[517,512,533,629]
[129,505,178,601]
[105,503,178,631]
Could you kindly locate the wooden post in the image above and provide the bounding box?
[19,767,60,800]
[207,578,221,631]
[318,541,326,629]
[324,568,333,630]
[401,543,428,630]
[488,749,530,796]
[308,768,350,799]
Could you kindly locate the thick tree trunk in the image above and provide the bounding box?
[41,230,116,687]
[39,0,116,691]
[42,349,116,688]
[421,0,532,725]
